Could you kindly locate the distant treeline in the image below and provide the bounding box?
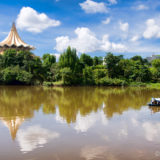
[0,47,159,86]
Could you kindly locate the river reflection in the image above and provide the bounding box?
[0,86,160,160]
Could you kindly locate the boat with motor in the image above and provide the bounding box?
[148,98,160,106]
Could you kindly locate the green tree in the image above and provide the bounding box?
[152,59,160,68]
[150,59,160,82]
[0,49,17,68]
[59,46,79,71]
[119,59,151,82]
[131,55,149,65]
[83,66,94,85]
[118,59,134,80]
[31,57,44,84]
[50,63,61,81]
[93,56,103,66]
[80,53,93,66]
[104,52,123,78]
[0,66,32,84]
[93,65,108,84]
[59,46,83,84]
[42,54,56,82]
[60,67,73,85]
[130,61,151,82]
[0,49,43,85]
[42,54,56,68]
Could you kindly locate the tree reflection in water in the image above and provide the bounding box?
[0,86,159,139]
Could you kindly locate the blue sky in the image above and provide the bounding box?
[0,0,160,58]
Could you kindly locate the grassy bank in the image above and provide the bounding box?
[126,82,160,89]
[42,80,160,89]
[146,83,160,89]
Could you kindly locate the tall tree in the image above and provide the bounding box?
[80,53,93,66]
[59,46,79,71]
[93,56,103,66]
[104,52,123,78]
[42,54,56,68]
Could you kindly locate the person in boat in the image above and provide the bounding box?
[151,98,156,105]
[151,98,160,105]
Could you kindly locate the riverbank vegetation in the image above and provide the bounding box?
[0,47,160,86]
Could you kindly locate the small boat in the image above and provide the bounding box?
[148,98,160,106]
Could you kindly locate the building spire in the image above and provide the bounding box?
[11,22,16,31]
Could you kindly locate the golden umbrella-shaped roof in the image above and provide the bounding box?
[0,23,35,50]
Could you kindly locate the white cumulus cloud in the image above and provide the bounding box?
[143,19,160,39]
[108,0,117,4]
[119,21,129,32]
[136,4,148,10]
[130,35,140,42]
[55,27,126,53]
[101,34,126,51]
[16,7,61,33]
[80,0,108,13]
[102,17,111,24]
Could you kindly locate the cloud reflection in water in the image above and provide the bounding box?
[143,122,160,142]
[55,106,108,133]
[17,125,60,153]
[74,111,108,133]
[81,146,107,160]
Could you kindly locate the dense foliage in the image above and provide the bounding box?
[0,47,159,86]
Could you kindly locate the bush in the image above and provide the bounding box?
[82,66,94,85]
[130,82,146,87]
[16,70,33,84]
[0,66,32,84]
[98,77,128,86]
[93,68,108,85]
[60,67,73,85]
[43,81,54,86]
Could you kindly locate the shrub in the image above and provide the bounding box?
[82,66,94,85]
[130,82,146,87]
[43,81,54,86]
[98,77,128,86]
[60,67,73,85]
[93,68,108,85]
[0,66,32,84]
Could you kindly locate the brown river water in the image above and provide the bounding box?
[0,86,160,160]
